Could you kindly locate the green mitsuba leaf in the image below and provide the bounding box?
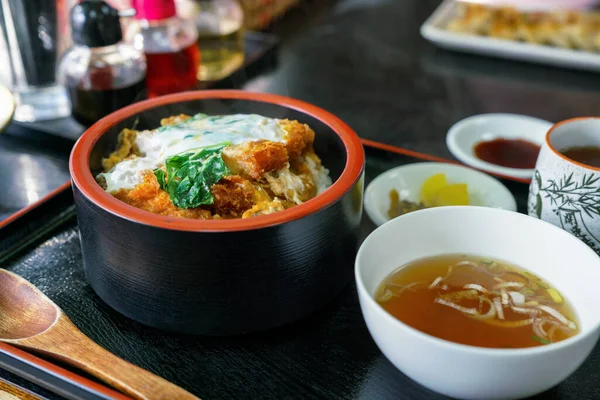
[157,141,230,209]
[154,168,167,190]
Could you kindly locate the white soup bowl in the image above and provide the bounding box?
[356,206,600,400]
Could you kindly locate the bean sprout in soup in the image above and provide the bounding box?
[376,254,579,348]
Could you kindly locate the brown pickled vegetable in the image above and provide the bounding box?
[387,189,426,219]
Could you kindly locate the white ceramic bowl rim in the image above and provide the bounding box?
[356,206,600,356]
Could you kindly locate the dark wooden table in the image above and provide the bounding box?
[2,0,600,399]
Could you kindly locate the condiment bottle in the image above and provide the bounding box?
[127,0,201,98]
[57,0,147,126]
[177,0,245,81]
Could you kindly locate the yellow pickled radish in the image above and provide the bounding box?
[420,173,448,206]
[433,183,469,206]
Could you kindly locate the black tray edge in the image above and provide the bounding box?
[0,344,128,400]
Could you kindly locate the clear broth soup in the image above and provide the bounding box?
[376,255,579,349]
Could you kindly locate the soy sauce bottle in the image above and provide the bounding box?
[127,0,201,98]
[57,0,147,126]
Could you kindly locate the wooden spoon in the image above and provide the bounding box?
[0,269,199,400]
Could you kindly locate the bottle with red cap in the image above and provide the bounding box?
[126,0,201,98]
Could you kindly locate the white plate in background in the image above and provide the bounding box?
[420,0,600,73]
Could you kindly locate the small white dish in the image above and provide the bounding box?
[447,113,553,180]
[356,206,600,400]
[364,162,517,226]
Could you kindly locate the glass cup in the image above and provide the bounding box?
[0,0,74,121]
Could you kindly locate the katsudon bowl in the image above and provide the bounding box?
[69,90,365,335]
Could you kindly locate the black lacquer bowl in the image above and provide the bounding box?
[69,90,365,335]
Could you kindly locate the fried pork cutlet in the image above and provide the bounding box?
[112,172,214,219]
[279,119,315,160]
[222,140,289,180]
[160,114,192,127]
[210,175,260,217]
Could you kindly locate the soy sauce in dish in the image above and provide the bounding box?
[474,138,540,169]
[561,146,600,168]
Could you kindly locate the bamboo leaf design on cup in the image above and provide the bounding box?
[539,172,600,252]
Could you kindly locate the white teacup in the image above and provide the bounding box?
[528,117,600,253]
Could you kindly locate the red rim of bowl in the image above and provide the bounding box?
[546,116,600,172]
[69,90,365,232]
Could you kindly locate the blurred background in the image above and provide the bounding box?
[0,0,310,221]
[0,0,304,125]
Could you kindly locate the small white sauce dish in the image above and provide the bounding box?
[356,207,600,400]
[446,113,553,180]
[364,162,517,226]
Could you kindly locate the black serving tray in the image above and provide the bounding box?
[0,146,571,400]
